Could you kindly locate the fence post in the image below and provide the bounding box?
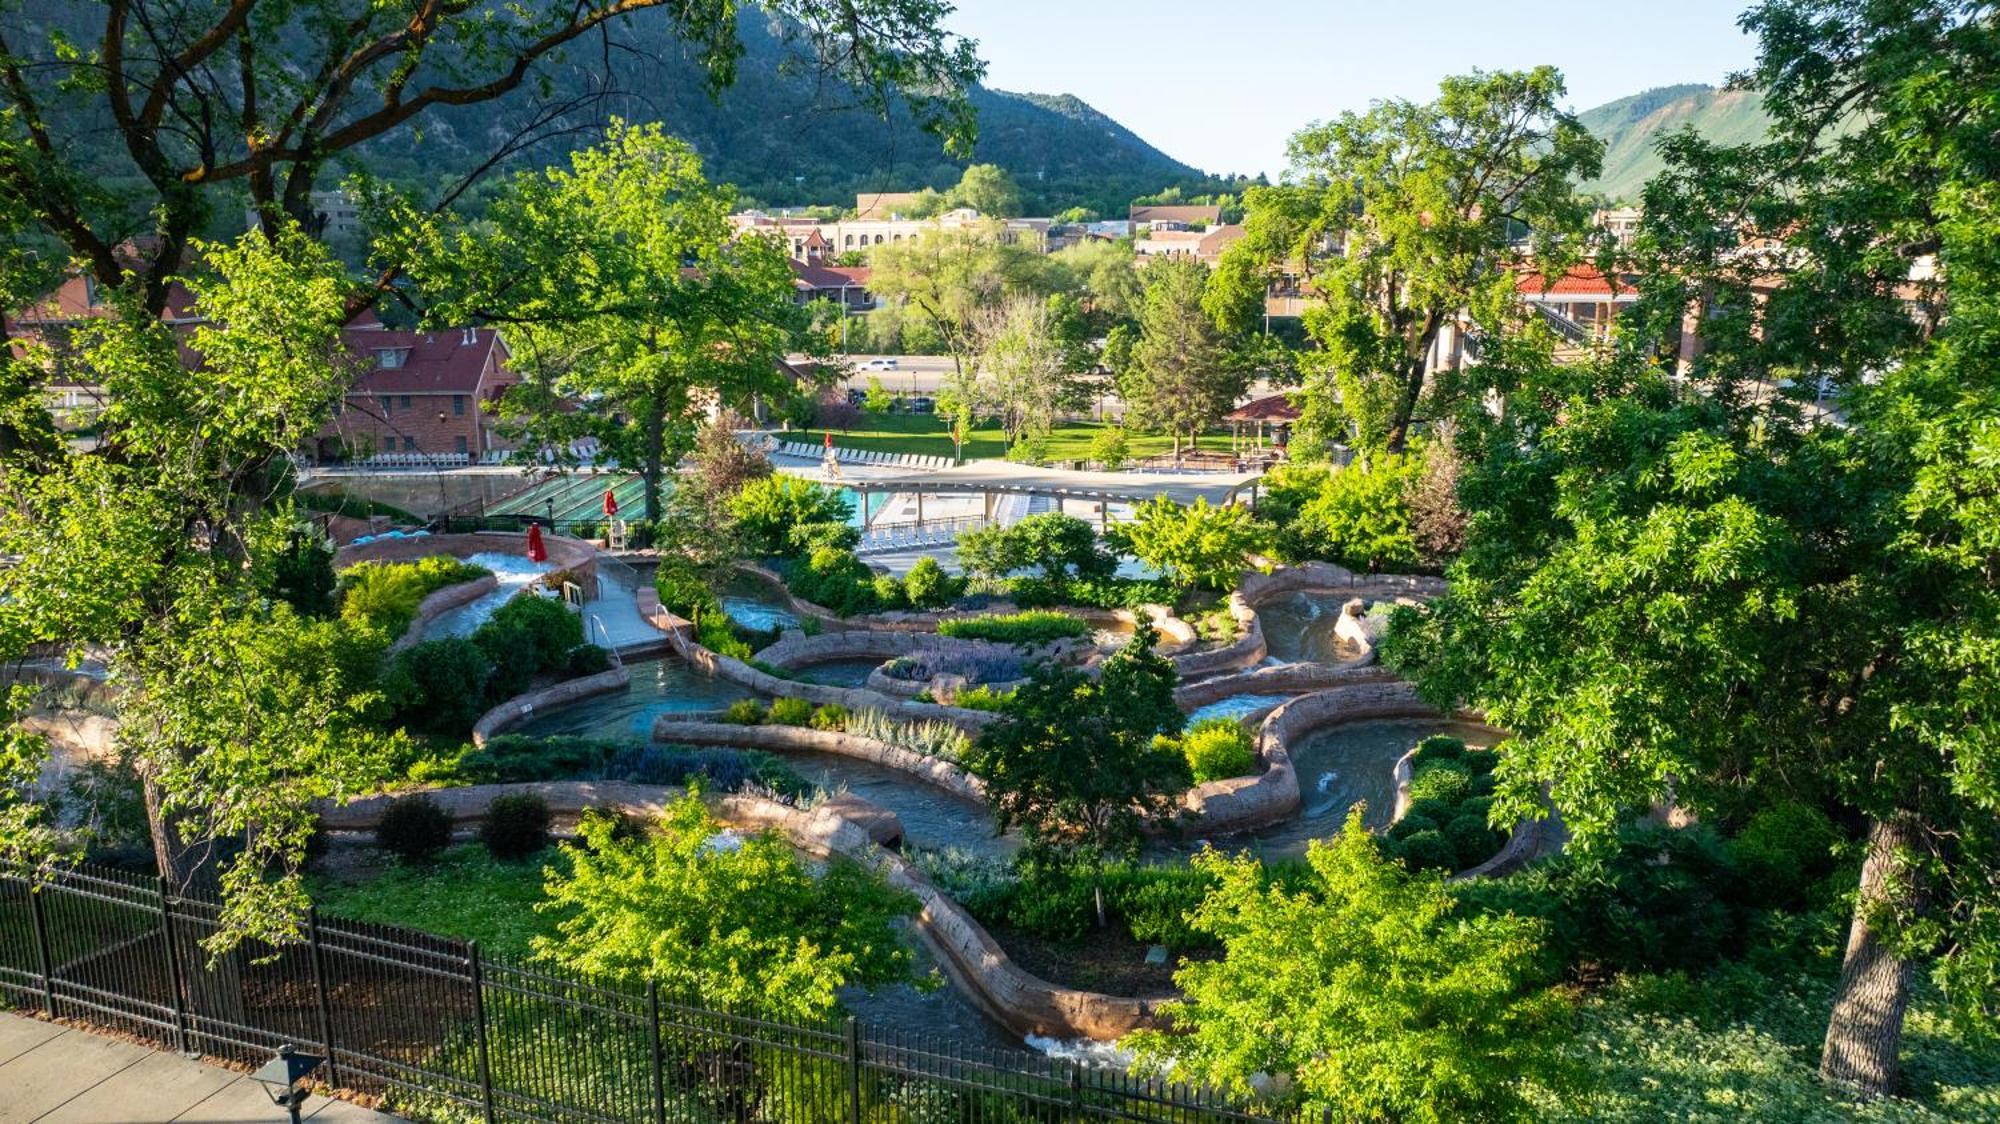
[26,885,56,1017]
[469,942,495,1124]
[156,877,195,1056]
[1069,1061,1085,1116]
[306,908,339,1089]
[845,1016,862,1124]
[647,980,665,1124]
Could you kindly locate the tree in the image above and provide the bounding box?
[968,297,1076,444]
[864,376,895,414]
[1244,68,1601,455]
[399,123,807,522]
[1128,813,1571,1122]
[1290,455,1422,573]
[1049,238,1143,321]
[690,413,774,499]
[955,513,1113,586]
[1383,3,2000,1095]
[0,0,980,318]
[728,476,855,558]
[867,221,1052,384]
[1111,498,1269,592]
[950,163,1022,218]
[536,795,916,1021]
[967,623,1187,926]
[1125,258,1245,458]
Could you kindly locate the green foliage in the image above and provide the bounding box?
[1128,813,1572,1120]
[1089,427,1132,470]
[955,513,1113,586]
[936,610,1089,645]
[968,623,1187,893]
[480,594,585,673]
[536,796,917,1020]
[1110,496,1270,592]
[411,735,811,799]
[809,703,849,730]
[479,794,553,862]
[901,556,965,609]
[311,845,561,960]
[1394,828,1460,874]
[782,546,892,617]
[767,697,816,726]
[338,556,493,640]
[723,699,769,725]
[1727,801,1842,911]
[263,528,338,617]
[1124,258,1248,448]
[1176,717,1258,784]
[387,639,493,736]
[863,375,894,414]
[377,795,455,865]
[1289,455,1422,572]
[950,685,1015,712]
[726,472,856,558]
[1407,761,1472,806]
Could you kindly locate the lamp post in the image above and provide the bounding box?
[250,1044,325,1124]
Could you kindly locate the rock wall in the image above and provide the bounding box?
[335,531,600,593]
[317,780,1159,1042]
[1173,661,1396,712]
[391,574,497,652]
[1169,593,1266,678]
[1239,560,1446,605]
[470,665,633,745]
[650,719,987,804]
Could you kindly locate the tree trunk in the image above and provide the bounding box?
[1820,814,1923,1097]
[640,399,667,524]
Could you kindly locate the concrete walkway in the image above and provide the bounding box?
[0,1015,399,1123]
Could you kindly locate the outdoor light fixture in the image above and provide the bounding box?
[250,1044,325,1124]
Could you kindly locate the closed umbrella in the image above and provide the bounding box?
[526,521,547,563]
[602,488,619,517]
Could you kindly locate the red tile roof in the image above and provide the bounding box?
[791,261,872,289]
[339,327,504,394]
[1224,394,1300,422]
[1515,264,1639,298]
[1131,204,1223,225]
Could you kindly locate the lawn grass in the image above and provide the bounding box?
[792,415,1240,464]
[309,844,565,959]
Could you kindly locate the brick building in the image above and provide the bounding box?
[312,322,520,464]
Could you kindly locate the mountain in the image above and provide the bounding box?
[1576,84,1774,202]
[2,4,1215,224]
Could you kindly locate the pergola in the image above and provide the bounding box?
[849,462,1267,532]
[1223,393,1299,452]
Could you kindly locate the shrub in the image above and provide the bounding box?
[376,795,454,864]
[937,610,1089,645]
[338,555,492,638]
[767,697,816,726]
[1090,427,1131,470]
[729,476,854,557]
[951,685,1015,712]
[1407,761,1472,806]
[1286,454,1421,572]
[1107,496,1269,592]
[655,563,720,620]
[788,520,860,556]
[387,638,492,735]
[870,573,909,610]
[1406,797,1454,826]
[1412,735,1466,767]
[1394,828,1458,873]
[473,622,541,701]
[903,556,964,609]
[810,703,849,730]
[723,699,768,725]
[481,594,584,672]
[1180,717,1257,783]
[956,513,1114,585]
[1388,813,1441,842]
[1108,865,1219,949]
[565,644,613,677]
[479,794,553,861]
[783,547,883,617]
[1727,800,1841,908]
[1445,813,1506,870]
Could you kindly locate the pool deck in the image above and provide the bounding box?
[0,1014,401,1123]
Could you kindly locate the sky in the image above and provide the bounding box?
[945,0,1763,179]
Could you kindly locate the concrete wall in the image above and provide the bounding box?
[335,531,599,593]
[651,719,987,804]
[470,665,632,745]
[1170,593,1266,678]
[1239,560,1447,605]
[391,574,496,652]
[1173,661,1396,711]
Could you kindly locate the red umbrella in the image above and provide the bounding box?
[526,522,547,563]
[824,431,833,450]
[602,488,619,517]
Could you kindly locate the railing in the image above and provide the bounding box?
[855,514,989,554]
[1532,303,1593,345]
[0,859,1287,1123]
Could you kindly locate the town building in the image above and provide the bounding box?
[1134,223,1245,267]
[1129,203,1223,229]
[731,206,1053,258]
[309,319,521,465]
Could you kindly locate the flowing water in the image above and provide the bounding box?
[720,575,802,633]
[512,656,752,740]
[790,657,884,687]
[425,551,558,638]
[1225,718,1497,854]
[789,751,1013,860]
[1186,693,1293,725]
[1254,590,1364,665]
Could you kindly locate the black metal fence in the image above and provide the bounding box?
[0,860,1283,1124]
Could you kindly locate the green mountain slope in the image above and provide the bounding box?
[1578,84,1774,202]
[3,3,1211,220]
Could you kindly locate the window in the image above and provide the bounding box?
[453,395,465,416]
[375,348,410,368]
[377,395,390,414]
[403,436,417,451]
[454,435,468,455]
[844,235,853,247]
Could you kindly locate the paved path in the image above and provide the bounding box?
[0,1015,399,1123]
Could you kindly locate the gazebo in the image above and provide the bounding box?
[1224,393,1299,455]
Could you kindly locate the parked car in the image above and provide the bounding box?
[860,357,899,371]
[907,396,936,413]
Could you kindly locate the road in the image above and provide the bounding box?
[811,354,1289,418]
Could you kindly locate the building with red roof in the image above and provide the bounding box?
[311,324,520,463]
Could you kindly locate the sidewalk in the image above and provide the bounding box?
[0,1014,399,1123]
